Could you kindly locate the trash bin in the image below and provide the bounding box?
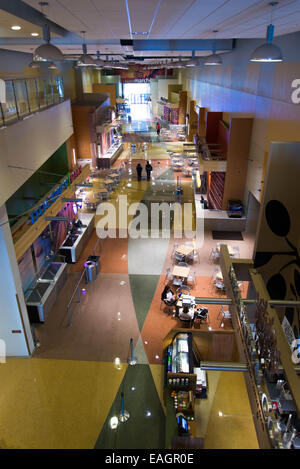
[84,260,96,283]
[87,255,100,275]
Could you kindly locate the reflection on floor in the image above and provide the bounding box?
[0,125,259,449]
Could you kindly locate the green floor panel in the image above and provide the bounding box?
[129,274,160,331]
[94,364,165,449]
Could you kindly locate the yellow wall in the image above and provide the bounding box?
[92,83,116,107]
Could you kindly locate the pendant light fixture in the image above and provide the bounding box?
[28,59,40,69]
[48,61,58,70]
[94,50,104,68]
[250,2,282,63]
[33,3,64,62]
[76,31,96,67]
[186,51,198,67]
[204,30,222,65]
[174,56,185,68]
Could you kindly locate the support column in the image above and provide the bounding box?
[0,206,34,357]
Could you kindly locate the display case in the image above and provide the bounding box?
[171,333,193,374]
[164,333,196,392]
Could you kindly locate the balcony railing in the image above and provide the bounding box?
[0,75,64,127]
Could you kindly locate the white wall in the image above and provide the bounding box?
[0,206,34,357]
[157,78,178,101]
[0,99,74,206]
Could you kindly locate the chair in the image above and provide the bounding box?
[164,267,174,284]
[196,307,209,324]
[176,285,191,295]
[174,252,185,263]
[173,277,183,287]
[231,246,240,258]
[218,305,231,327]
[209,248,219,263]
[179,318,193,328]
[171,243,179,259]
[187,271,196,287]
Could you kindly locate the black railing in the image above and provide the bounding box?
[0,75,64,127]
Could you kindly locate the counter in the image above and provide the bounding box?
[59,213,95,263]
[25,261,68,323]
[97,142,123,169]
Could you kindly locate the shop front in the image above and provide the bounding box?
[12,164,92,325]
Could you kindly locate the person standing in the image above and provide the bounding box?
[136,163,143,181]
[156,121,161,136]
[145,161,153,181]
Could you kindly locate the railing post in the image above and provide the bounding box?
[35,78,40,109]
[0,102,4,126]
[24,80,31,114]
[67,306,71,327]
[11,80,19,120]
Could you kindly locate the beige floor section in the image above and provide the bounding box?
[202,371,259,449]
[0,358,126,449]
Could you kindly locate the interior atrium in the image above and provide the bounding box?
[0,0,300,451]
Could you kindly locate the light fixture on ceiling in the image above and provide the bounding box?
[31,32,39,37]
[48,61,58,70]
[204,30,222,65]
[28,60,40,69]
[174,56,185,68]
[94,50,104,68]
[250,2,282,63]
[11,25,21,31]
[76,31,96,67]
[33,24,64,61]
[186,50,198,67]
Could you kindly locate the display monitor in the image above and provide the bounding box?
[177,415,189,434]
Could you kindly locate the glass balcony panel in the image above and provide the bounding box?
[45,77,54,105]
[36,77,47,108]
[14,80,29,117]
[26,79,39,112]
[2,80,18,123]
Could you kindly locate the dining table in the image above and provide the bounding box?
[172,265,190,279]
[175,245,194,257]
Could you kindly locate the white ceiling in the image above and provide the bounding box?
[21,0,300,39]
[0,0,300,57]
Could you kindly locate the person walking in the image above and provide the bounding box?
[145,161,153,181]
[136,163,143,181]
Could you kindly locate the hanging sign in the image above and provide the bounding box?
[29,167,82,225]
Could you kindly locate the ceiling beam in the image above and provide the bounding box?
[132,39,234,52]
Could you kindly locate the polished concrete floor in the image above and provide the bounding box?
[0,117,259,449]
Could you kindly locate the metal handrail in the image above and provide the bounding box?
[66,269,86,327]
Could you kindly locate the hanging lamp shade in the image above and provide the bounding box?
[94,50,104,68]
[250,25,283,62]
[48,61,58,70]
[186,51,198,67]
[204,53,222,65]
[77,44,95,66]
[33,24,64,61]
[174,57,185,68]
[28,60,40,69]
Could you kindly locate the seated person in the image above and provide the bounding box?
[161,286,176,306]
[178,305,195,322]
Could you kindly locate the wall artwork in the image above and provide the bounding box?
[254,142,300,340]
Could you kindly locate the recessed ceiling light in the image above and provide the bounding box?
[31,32,39,37]
[11,25,21,30]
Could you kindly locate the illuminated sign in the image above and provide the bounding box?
[29,167,82,225]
